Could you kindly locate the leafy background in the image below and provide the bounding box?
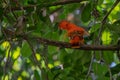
[0,0,120,80]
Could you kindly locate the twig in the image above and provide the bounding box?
[46,0,83,7]
[49,6,63,15]
[3,46,11,80]
[86,53,95,79]
[42,45,49,69]
[117,39,120,61]
[103,59,113,80]
[107,64,113,80]
[9,0,83,11]
[42,45,49,80]
[24,37,42,70]
[24,36,50,80]
[2,24,13,80]
[101,0,120,25]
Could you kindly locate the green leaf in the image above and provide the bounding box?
[64,4,80,12]
[48,46,57,54]
[108,4,120,21]
[81,3,92,22]
[90,23,100,33]
[109,20,120,34]
[26,7,34,14]
[93,63,109,80]
[98,0,104,5]
[0,66,3,76]
[21,41,32,57]
[34,70,42,80]
[108,20,120,44]
[101,31,112,45]
[49,6,61,11]
[103,51,114,64]
[51,32,59,40]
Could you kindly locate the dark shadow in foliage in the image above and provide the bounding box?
[105,64,120,77]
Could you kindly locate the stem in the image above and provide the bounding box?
[98,0,120,43]
[86,53,95,79]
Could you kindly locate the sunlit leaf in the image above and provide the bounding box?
[4,75,9,80]
[21,70,30,78]
[36,53,41,61]
[108,4,120,22]
[12,47,20,59]
[1,41,10,49]
[12,60,21,71]
[54,61,61,66]
[41,60,46,68]
[102,31,112,45]
[17,76,22,80]
[48,63,54,69]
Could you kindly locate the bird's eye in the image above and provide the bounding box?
[66,23,69,27]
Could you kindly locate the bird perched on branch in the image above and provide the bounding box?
[59,20,89,48]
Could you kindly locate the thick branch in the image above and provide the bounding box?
[9,0,83,11]
[33,37,120,51]
[3,28,120,51]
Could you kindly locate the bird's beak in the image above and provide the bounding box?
[83,31,90,37]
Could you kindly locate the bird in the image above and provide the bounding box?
[59,20,89,48]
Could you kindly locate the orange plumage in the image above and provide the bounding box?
[59,20,89,48]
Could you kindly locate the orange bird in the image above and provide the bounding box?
[59,20,89,48]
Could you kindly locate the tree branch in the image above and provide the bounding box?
[3,28,120,51]
[32,36,120,51]
[9,0,83,11]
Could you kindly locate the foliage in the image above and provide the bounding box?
[0,0,120,80]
